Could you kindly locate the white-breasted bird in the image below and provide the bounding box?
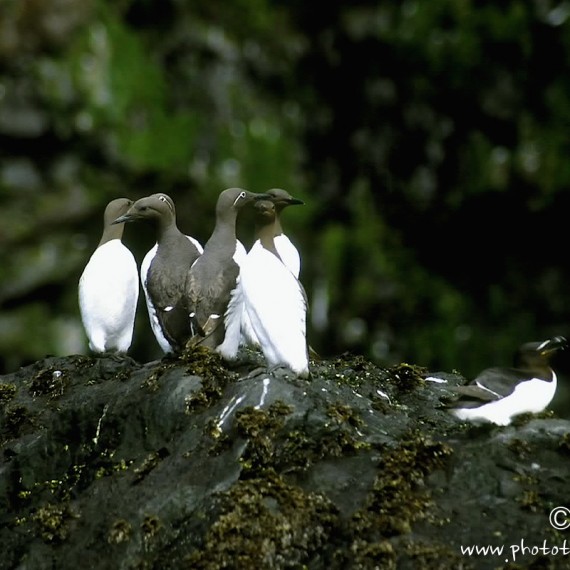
[233,199,309,377]
[217,188,304,358]
[265,188,304,278]
[114,193,202,353]
[445,336,567,426]
[79,198,139,354]
[184,188,270,349]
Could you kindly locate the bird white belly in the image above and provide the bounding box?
[274,234,300,278]
[79,240,139,353]
[453,376,557,426]
[141,245,172,353]
[240,244,307,376]
[233,240,247,267]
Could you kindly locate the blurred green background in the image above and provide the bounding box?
[1,0,569,414]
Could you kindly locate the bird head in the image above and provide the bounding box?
[112,194,176,225]
[515,336,567,368]
[266,188,304,209]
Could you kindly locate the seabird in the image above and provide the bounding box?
[265,188,304,278]
[184,188,270,349]
[114,193,202,352]
[78,198,139,354]
[217,188,304,357]
[229,199,309,377]
[446,335,567,426]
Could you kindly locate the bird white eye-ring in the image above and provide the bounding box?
[158,195,174,213]
[233,191,247,206]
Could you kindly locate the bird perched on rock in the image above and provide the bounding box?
[79,198,139,354]
[184,188,270,349]
[265,188,304,278]
[221,199,309,377]
[445,335,567,426]
[114,193,202,353]
[218,188,304,356]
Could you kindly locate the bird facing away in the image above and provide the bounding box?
[184,188,270,350]
[79,198,139,354]
[446,335,567,426]
[225,199,309,377]
[265,187,304,278]
[114,193,202,353]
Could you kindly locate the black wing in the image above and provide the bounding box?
[445,367,530,409]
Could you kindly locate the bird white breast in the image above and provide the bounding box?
[219,235,298,356]
[79,239,139,353]
[233,240,248,267]
[453,375,557,426]
[140,245,172,353]
[274,234,300,278]
[239,242,308,376]
[217,276,248,359]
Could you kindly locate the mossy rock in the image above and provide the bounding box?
[0,352,569,569]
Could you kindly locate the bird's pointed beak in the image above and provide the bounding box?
[287,198,305,206]
[541,336,568,354]
[112,213,132,225]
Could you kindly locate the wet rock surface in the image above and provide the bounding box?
[0,349,569,570]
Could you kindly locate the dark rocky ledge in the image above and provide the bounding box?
[1,348,569,570]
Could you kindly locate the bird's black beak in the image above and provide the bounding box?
[541,336,568,354]
[287,198,305,206]
[112,213,132,225]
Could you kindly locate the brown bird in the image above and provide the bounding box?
[184,188,270,349]
[114,193,202,352]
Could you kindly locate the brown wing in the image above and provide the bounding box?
[185,257,240,348]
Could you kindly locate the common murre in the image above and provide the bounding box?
[217,187,305,357]
[225,199,309,377]
[265,187,304,278]
[79,198,139,354]
[184,188,270,349]
[114,193,202,352]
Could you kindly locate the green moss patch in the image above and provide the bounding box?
[186,471,339,569]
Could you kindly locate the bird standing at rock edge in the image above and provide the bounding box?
[226,199,309,377]
[218,188,305,357]
[445,335,567,426]
[184,188,270,350]
[114,193,202,353]
[79,198,139,354]
[265,188,304,278]
[138,194,204,353]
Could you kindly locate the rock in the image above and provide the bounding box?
[0,349,569,569]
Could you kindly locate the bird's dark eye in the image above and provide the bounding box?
[239,191,246,199]
[159,195,167,203]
